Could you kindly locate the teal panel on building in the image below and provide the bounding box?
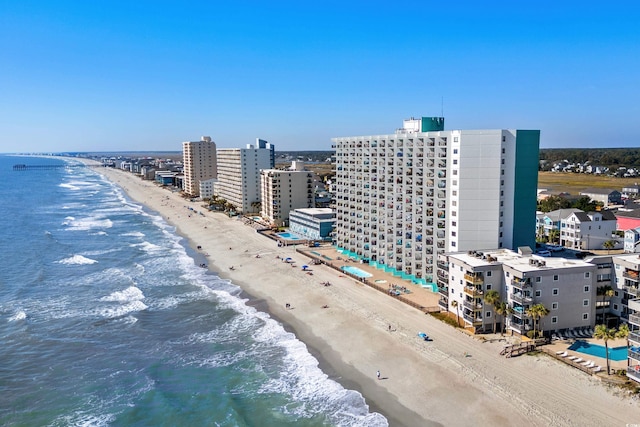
[421,117,445,132]
[513,130,540,250]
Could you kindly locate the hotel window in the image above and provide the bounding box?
[553,275,559,281]
[453,159,458,165]
[614,304,618,311]
[552,302,558,310]
[486,283,492,289]
[454,137,459,143]
[553,288,559,295]
[536,277,541,282]
[487,271,492,277]
[551,316,558,324]
[584,285,590,292]
[453,170,458,175]
[535,290,541,297]
[486,311,491,318]
[583,299,589,306]
[501,159,505,164]
[584,272,590,278]
[583,313,589,320]
[453,149,458,154]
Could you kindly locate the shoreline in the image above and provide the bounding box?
[87,162,639,427]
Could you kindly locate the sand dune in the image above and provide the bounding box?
[92,163,639,427]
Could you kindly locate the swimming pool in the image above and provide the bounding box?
[568,340,627,361]
[341,265,372,278]
[277,232,301,241]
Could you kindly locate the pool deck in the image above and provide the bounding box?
[295,245,440,313]
[542,336,628,376]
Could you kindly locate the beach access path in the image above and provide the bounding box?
[91,163,639,427]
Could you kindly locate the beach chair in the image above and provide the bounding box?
[567,355,576,360]
[556,350,565,355]
[592,366,602,373]
[574,358,583,364]
[581,360,592,367]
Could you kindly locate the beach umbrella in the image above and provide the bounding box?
[302,265,308,270]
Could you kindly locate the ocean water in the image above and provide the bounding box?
[0,155,386,427]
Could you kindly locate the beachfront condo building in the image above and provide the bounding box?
[214,138,275,214]
[332,116,540,287]
[182,136,217,197]
[610,253,640,382]
[260,161,315,226]
[438,249,597,335]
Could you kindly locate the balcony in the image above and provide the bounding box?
[627,367,640,386]
[438,298,448,310]
[630,314,640,326]
[511,293,532,304]
[509,321,532,334]
[463,299,483,311]
[463,311,483,324]
[629,331,640,346]
[438,286,448,296]
[463,286,484,297]
[511,278,531,289]
[623,285,640,298]
[623,271,640,281]
[464,273,483,285]
[630,349,640,362]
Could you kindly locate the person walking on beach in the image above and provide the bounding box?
[376,370,380,380]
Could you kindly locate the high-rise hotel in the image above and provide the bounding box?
[182,136,217,197]
[332,117,539,287]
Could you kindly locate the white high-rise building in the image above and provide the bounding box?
[332,116,540,287]
[182,136,217,197]
[260,161,315,226]
[214,138,275,213]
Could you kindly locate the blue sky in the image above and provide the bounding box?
[1,1,639,152]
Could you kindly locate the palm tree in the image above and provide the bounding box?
[548,229,560,244]
[616,324,630,367]
[451,300,460,327]
[594,324,617,375]
[484,290,500,334]
[494,301,510,336]
[603,239,615,254]
[526,304,550,339]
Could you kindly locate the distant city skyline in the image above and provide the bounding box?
[2,1,639,153]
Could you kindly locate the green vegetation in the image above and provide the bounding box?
[540,148,640,170]
[429,311,461,328]
[537,194,602,213]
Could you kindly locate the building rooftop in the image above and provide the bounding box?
[447,248,593,272]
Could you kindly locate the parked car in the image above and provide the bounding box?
[546,244,564,252]
[536,250,552,257]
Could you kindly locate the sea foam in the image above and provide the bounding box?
[101,286,145,303]
[57,255,98,265]
[9,310,27,321]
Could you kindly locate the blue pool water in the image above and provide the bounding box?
[569,340,628,361]
[341,266,373,278]
[277,232,301,241]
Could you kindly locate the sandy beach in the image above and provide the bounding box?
[92,163,639,427]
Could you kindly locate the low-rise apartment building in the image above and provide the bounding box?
[438,248,597,335]
[288,208,335,241]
